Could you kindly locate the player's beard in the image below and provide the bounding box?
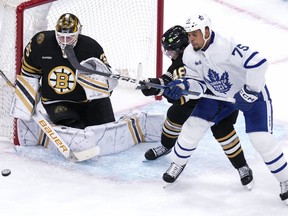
[193,46,201,51]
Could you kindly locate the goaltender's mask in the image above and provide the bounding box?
[55,13,82,58]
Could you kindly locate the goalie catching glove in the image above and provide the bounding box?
[76,57,118,100]
[234,85,259,111]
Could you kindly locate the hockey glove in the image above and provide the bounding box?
[140,78,162,96]
[234,85,259,111]
[163,78,189,101]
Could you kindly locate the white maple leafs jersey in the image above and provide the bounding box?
[183,31,268,98]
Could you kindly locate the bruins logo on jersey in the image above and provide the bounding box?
[48,66,76,94]
[37,33,45,44]
[54,105,68,113]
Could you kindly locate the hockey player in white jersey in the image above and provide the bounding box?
[141,25,253,188]
[162,14,288,203]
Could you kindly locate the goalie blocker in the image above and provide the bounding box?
[17,111,164,158]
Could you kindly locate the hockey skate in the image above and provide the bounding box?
[163,162,186,187]
[237,164,254,190]
[280,180,288,205]
[144,145,171,160]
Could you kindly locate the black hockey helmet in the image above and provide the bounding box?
[161,25,189,52]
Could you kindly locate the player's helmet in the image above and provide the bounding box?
[184,14,212,36]
[55,13,82,55]
[161,25,189,53]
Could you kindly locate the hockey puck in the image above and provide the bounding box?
[1,169,11,177]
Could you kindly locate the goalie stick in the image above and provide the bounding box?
[137,81,236,103]
[0,69,100,162]
[64,45,235,103]
[65,45,139,84]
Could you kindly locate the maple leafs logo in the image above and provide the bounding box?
[204,69,232,94]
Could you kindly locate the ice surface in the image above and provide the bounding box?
[1,0,288,215]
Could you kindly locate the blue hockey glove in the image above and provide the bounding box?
[234,85,259,111]
[163,79,189,101]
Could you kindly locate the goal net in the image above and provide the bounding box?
[0,0,164,143]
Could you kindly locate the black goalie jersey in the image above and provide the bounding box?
[21,30,110,104]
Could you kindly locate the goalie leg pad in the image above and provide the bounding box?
[86,112,164,156]
[17,118,42,146]
[10,75,39,120]
[18,118,97,158]
[17,111,164,157]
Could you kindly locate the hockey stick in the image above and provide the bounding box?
[137,81,236,103]
[0,69,100,162]
[64,45,234,103]
[65,45,139,84]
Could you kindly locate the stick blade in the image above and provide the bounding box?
[70,146,101,162]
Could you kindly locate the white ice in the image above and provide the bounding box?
[1,0,288,215]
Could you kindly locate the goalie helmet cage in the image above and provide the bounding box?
[0,0,164,144]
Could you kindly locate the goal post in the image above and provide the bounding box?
[0,0,164,143]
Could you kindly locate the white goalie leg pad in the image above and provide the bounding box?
[86,111,164,156]
[86,120,134,156]
[10,75,39,121]
[17,111,164,158]
[140,112,165,141]
[249,132,288,182]
[53,126,96,152]
[17,118,42,146]
[17,111,96,149]
[18,119,98,158]
[171,116,210,165]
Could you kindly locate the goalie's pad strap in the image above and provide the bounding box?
[124,116,145,144]
[37,130,49,148]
